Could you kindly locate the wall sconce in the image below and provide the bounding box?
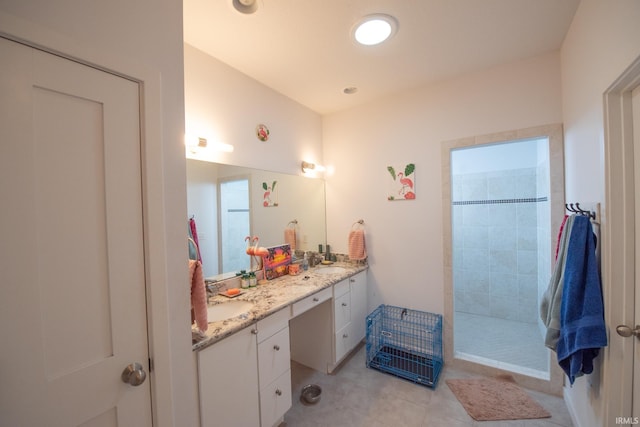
[301,161,326,174]
[185,134,234,155]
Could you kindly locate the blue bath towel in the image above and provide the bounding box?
[556,215,607,385]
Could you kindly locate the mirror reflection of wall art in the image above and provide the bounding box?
[387,163,415,200]
[256,123,270,142]
[262,180,278,207]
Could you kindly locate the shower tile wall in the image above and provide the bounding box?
[452,168,539,324]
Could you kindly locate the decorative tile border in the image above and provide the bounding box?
[452,197,548,206]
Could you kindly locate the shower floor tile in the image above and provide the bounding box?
[454,312,549,375]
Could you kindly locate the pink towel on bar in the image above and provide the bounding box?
[189,259,208,332]
[285,228,296,250]
[348,229,366,260]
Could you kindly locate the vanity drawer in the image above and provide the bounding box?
[333,292,350,332]
[333,278,350,298]
[258,326,291,387]
[291,287,332,317]
[257,307,290,343]
[335,323,353,363]
[259,369,292,427]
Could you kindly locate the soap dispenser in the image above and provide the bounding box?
[302,252,309,271]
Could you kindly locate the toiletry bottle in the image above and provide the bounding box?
[249,271,257,287]
[241,274,250,289]
[302,252,309,271]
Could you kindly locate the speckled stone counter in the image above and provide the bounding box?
[192,262,367,351]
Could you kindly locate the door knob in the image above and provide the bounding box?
[121,362,147,386]
[616,324,640,338]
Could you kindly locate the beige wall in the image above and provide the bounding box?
[560,1,640,426]
[184,44,323,176]
[0,2,196,426]
[323,51,563,316]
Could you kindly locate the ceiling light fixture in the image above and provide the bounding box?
[232,0,258,14]
[353,14,398,46]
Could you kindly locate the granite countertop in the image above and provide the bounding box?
[192,262,368,351]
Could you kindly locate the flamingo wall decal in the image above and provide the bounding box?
[387,163,416,200]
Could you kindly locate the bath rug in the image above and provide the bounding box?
[446,376,551,421]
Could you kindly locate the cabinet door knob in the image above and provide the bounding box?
[342,302,347,307]
[343,333,348,338]
[312,297,319,302]
[273,344,280,351]
[350,278,355,282]
[251,328,258,335]
[275,389,282,396]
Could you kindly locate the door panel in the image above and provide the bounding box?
[0,37,151,426]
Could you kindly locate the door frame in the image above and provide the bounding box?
[0,12,190,426]
[603,54,640,421]
[441,123,566,396]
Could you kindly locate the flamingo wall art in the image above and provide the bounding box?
[387,163,416,200]
[262,180,278,207]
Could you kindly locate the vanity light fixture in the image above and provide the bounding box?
[232,0,258,14]
[301,161,326,174]
[352,14,398,46]
[185,134,234,156]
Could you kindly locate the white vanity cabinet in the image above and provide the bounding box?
[197,268,367,426]
[331,270,368,370]
[257,308,292,427]
[290,270,368,374]
[198,324,260,427]
[348,270,368,349]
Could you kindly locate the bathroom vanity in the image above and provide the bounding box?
[194,264,367,427]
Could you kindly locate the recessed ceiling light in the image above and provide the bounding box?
[353,14,398,46]
[232,0,258,14]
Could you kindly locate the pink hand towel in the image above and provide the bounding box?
[285,228,297,250]
[189,259,208,332]
[348,229,367,260]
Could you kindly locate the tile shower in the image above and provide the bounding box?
[451,139,551,377]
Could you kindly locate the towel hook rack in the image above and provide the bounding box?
[565,203,596,220]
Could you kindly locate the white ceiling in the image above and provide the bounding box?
[183,0,580,115]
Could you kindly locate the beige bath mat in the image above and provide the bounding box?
[446,376,551,421]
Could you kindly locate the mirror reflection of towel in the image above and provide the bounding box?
[285,228,296,250]
[189,259,208,332]
[348,229,366,260]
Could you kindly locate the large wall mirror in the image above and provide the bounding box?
[186,159,327,280]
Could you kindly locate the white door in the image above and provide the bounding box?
[607,60,640,422]
[633,85,640,418]
[0,37,152,426]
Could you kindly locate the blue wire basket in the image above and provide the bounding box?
[366,304,443,388]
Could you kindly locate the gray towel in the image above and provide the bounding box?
[540,215,575,351]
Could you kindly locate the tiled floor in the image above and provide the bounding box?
[281,344,573,427]
[454,312,549,376]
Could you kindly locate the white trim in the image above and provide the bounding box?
[564,386,583,427]
[441,123,565,395]
[603,53,640,423]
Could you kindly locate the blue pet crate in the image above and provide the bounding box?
[366,304,443,388]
